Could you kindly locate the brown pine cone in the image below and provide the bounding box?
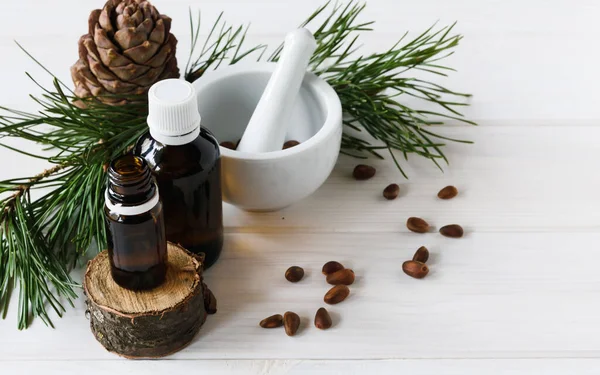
[70,0,179,106]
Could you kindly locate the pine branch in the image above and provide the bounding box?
[0,163,77,329]
[184,10,267,82]
[288,2,475,176]
[1,164,65,199]
[0,1,475,328]
[0,76,146,328]
[185,1,474,175]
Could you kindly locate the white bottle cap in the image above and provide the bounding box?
[147,79,201,145]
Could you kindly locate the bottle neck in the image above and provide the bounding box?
[106,155,158,215]
[149,126,200,146]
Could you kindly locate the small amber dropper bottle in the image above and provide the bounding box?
[104,154,167,290]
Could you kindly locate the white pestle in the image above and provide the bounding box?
[236,28,317,153]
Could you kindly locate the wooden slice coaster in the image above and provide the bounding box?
[83,242,216,359]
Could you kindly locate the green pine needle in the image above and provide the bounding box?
[185,1,475,176]
[0,0,474,328]
[0,78,147,328]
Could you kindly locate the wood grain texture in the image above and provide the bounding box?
[7,359,600,375]
[3,232,600,361]
[85,243,200,314]
[84,243,211,358]
[1,0,599,121]
[224,126,600,233]
[0,0,598,373]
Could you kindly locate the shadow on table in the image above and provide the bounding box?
[190,234,268,343]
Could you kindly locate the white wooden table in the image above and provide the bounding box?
[2,0,600,373]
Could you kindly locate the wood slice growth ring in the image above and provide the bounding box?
[84,242,216,358]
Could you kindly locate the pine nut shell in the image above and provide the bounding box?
[324,285,350,304]
[326,269,355,285]
[314,307,332,330]
[439,224,464,238]
[407,217,430,233]
[412,246,429,263]
[283,311,301,336]
[402,260,429,279]
[438,185,458,199]
[260,314,284,328]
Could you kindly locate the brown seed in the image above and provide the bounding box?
[314,307,332,330]
[322,261,345,275]
[285,266,305,282]
[219,141,236,150]
[439,224,464,238]
[383,183,400,200]
[260,314,283,328]
[402,260,429,279]
[283,311,301,336]
[438,185,458,199]
[283,140,300,149]
[324,285,350,305]
[207,288,218,314]
[326,269,355,285]
[407,217,430,233]
[353,164,376,180]
[412,246,429,263]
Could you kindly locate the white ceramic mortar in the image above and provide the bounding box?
[193,62,342,211]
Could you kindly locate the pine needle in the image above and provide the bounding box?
[0,1,474,328]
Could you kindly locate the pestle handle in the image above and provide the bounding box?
[236,28,317,153]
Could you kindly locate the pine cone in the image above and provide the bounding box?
[71,0,179,106]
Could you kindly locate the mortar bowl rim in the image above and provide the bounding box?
[192,62,342,161]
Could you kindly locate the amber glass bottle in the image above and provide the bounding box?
[135,79,223,268]
[105,154,167,290]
